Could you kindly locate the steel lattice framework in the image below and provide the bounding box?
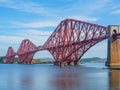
[44,19,108,62]
[5,47,15,63]
[17,39,37,64]
[5,19,109,64]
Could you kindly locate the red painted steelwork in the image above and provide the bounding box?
[44,19,108,62]
[5,18,109,64]
[5,47,15,63]
[17,39,36,64]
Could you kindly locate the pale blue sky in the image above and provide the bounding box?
[0,0,120,59]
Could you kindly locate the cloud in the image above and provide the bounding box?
[0,35,24,44]
[87,0,111,13]
[19,29,53,36]
[0,0,110,22]
[112,10,120,14]
[10,20,59,28]
[0,0,112,29]
[51,0,111,23]
[66,16,98,22]
[17,29,53,45]
[109,1,120,15]
[0,0,51,15]
[9,16,98,29]
[63,0,111,15]
[0,29,53,46]
[3,16,98,29]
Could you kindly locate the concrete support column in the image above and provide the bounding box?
[60,61,67,68]
[70,61,74,66]
[106,25,120,68]
[76,61,81,65]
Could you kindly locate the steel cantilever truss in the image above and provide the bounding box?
[5,19,108,64]
[44,19,108,62]
[17,39,36,64]
[5,47,15,63]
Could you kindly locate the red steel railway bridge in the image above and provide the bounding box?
[4,19,120,67]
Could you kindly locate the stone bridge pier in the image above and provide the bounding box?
[106,25,120,68]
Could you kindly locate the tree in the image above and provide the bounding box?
[0,56,5,63]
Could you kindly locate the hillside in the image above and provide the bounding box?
[80,57,105,63]
[0,56,105,64]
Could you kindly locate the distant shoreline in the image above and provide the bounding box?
[0,57,106,64]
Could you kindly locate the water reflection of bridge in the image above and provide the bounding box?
[109,70,120,90]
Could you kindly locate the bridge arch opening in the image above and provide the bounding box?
[15,56,18,63]
[33,50,54,63]
[80,40,107,63]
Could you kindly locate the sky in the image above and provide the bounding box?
[0,0,120,59]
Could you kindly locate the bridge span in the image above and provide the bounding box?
[4,19,120,67]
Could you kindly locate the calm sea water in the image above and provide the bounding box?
[0,63,119,90]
